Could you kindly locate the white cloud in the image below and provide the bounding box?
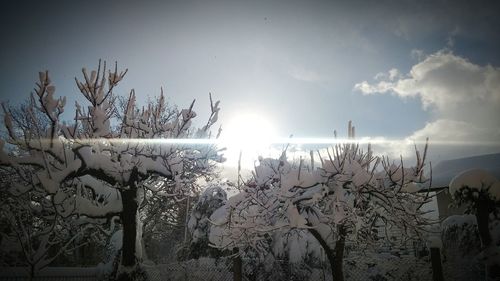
[408,119,499,143]
[355,50,500,111]
[354,50,500,161]
[405,119,500,162]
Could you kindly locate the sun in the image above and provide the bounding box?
[221,112,276,149]
[219,112,277,166]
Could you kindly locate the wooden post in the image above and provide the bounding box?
[430,247,444,281]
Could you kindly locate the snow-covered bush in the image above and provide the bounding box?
[97,229,124,279]
[187,183,229,259]
[210,140,434,281]
[441,215,484,280]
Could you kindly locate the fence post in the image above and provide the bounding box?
[430,247,444,281]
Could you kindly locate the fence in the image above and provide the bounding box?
[145,255,434,281]
[1,254,483,281]
[144,258,233,281]
[0,267,97,281]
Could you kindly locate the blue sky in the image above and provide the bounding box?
[1,0,499,168]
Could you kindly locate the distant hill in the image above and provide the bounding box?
[431,153,500,187]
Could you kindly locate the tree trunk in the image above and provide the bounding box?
[309,228,335,276]
[333,226,346,281]
[476,200,500,280]
[28,264,35,281]
[309,226,346,281]
[476,200,492,248]
[116,170,146,281]
[120,187,139,267]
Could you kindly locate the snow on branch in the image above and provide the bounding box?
[1,60,224,222]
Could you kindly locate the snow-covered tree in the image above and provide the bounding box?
[0,167,99,280]
[140,178,193,263]
[449,169,500,279]
[187,183,229,259]
[0,61,223,280]
[210,139,434,281]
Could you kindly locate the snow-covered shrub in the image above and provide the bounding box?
[442,215,480,256]
[441,215,484,280]
[210,139,434,281]
[97,229,123,280]
[187,183,229,259]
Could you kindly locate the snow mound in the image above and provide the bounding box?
[442,214,477,228]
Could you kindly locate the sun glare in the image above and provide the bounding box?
[221,112,276,150]
[219,112,277,166]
